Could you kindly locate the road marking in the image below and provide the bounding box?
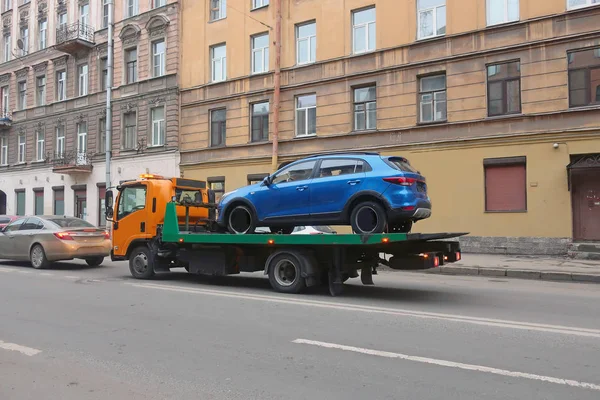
[0,267,18,272]
[64,275,80,280]
[17,270,32,274]
[0,340,42,357]
[293,339,600,391]
[126,282,600,338]
[40,272,53,276]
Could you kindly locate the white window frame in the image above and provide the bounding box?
[211,43,226,82]
[296,21,316,65]
[17,133,25,164]
[0,136,7,166]
[77,122,87,155]
[79,2,89,26]
[123,111,137,149]
[56,70,66,101]
[252,0,269,9]
[18,81,26,110]
[3,0,11,14]
[3,33,10,62]
[151,106,165,147]
[58,12,67,30]
[20,26,28,56]
[417,0,446,40]
[352,7,376,54]
[486,0,519,26]
[38,19,47,50]
[210,0,226,20]
[56,126,65,158]
[36,75,45,106]
[251,33,269,74]
[295,94,317,137]
[567,0,599,10]
[152,39,166,77]
[126,0,139,18]
[102,0,109,28]
[78,64,89,96]
[154,0,167,8]
[36,129,44,161]
[2,85,9,115]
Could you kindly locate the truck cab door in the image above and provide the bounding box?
[113,183,149,257]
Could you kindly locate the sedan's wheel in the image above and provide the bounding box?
[129,246,155,279]
[85,257,104,267]
[350,201,387,234]
[30,244,50,269]
[267,253,306,294]
[227,205,256,234]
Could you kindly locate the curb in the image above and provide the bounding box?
[410,265,600,283]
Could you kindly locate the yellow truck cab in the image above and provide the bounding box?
[105,174,214,261]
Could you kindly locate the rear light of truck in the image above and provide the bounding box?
[54,232,73,240]
[383,177,416,186]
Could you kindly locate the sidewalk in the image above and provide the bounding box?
[420,254,600,283]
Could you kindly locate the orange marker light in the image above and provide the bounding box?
[382,237,389,243]
[423,254,429,259]
[444,255,448,261]
[267,239,275,245]
[179,238,184,243]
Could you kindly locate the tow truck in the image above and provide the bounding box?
[105,174,465,296]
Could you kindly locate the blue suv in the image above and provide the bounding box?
[217,152,431,234]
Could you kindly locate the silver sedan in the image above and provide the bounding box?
[0,216,111,269]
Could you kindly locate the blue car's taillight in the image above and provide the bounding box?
[383,177,416,186]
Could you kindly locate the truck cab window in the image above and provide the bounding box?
[117,186,147,219]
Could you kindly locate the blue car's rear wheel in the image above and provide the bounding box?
[227,205,256,234]
[350,201,387,234]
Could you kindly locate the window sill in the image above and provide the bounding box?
[416,33,445,42]
[352,49,376,57]
[417,119,447,126]
[251,5,269,12]
[350,128,378,135]
[485,210,527,214]
[486,112,522,120]
[568,104,600,111]
[294,134,317,140]
[32,160,45,164]
[208,17,226,23]
[296,60,316,68]
[485,19,521,29]
[250,70,271,77]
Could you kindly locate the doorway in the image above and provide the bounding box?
[571,156,600,241]
[0,190,6,214]
[75,189,87,220]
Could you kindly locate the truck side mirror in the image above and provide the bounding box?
[105,190,114,219]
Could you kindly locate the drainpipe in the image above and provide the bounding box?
[105,0,114,224]
[271,0,282,172]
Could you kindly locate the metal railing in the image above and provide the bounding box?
[56,22,95,45]
[52,150,94,167]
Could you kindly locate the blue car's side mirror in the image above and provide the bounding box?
[262,176,272,186]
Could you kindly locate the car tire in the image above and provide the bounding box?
[350,201,388,234]
[30,244,51,270]
[227,205,256,234]
[85,257,104,267]
[128,246,155,279]
[267,252,307,294]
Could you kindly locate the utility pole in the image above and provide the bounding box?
[271,0,282,172]
[105,0,114,196]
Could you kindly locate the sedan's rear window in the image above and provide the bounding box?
[47,218,95,228]
[385,157,418,173]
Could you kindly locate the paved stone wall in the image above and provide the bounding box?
[457,236,571,256]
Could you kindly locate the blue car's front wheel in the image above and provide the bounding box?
[227,205,256,234]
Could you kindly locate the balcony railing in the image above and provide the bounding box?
[0,111,12,129]
[55,22,95,53]
[52,150,94,173]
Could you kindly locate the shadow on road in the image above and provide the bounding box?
[0,260,108,271]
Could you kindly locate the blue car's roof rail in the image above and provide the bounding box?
[302,151,381,159]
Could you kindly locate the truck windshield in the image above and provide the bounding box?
[117,186,147,219]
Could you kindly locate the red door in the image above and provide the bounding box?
[572,169,600,241]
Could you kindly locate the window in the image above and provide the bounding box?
[252,0,269,9]
[210,0,226,20]
[487,61,521,116]
[1,85,8,115]
[36,75,45,106]
[123,112,137,149]
[19,27,28,56]
[56,125,65,158]
[3,0,11,13]
[5,218,24,231]
[318,159,365,178]
[125,48,137,83]
[56,70,66,101]
[3,34,11,62]
[0,136,7,165]
[34,191,44,215]
[53,188,64,215]
[78,64,89,96]
[486,0,519,26]
[251,33,269,74]
[417,0,446,39]
[99,117,106,153]
[568,48,600,107]
[18,81,26,110]
[100,57,108,89]
[126,0,138,18]
[251,102,269,142]
[117,185,147,220]
[77,122,87,157]
[210,108,226,147]
[102,0,109,28]
[21,217,44,230]
[247,173,268,185]
[154,0,166,8]
[567,0,600,10]
[484,157,526,212]
[419,74,446,123]
[17,132,25,163]
[36,129,44,161]
[98,186,106,226]
[210,44,226,82]
[79,2,89,26]
[296,22,316,65]
[352,7,376,54]
[151,106,165,146]
[58,12,67,30]
[296,94,316,137]
[16,191,25,216]
[152,39,166,77]
[272,160,316,184]
[353,86,376,131]
[38,19,47,50]
[208,179,225,202]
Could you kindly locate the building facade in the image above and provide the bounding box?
[0,0,180,226]
[178,0,600,254]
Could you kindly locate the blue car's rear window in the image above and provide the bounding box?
[384,157,418,173]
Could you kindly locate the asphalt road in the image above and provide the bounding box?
[1,258,600,400]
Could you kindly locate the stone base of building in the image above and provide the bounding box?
[456,236,572,256]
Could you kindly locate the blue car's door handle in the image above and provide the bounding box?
[347,180,360,185]
[296,186,308,191]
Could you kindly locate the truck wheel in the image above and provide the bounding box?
[267,252,307,294]
[129,246,155,279]
[227,205,256,234]
[30,244,51,269]
[350,201,387,234]
[85,257,104,267]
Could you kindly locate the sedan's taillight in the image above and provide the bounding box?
[383,177,416,186]
[54,232,73,240]
[103,231,110,239]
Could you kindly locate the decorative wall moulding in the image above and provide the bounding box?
[120,102,138,111]
[33,61,48,73]
[37,1,48,20]
[0,73,10,84]
[15,68,29,79]
[52,55,69,67]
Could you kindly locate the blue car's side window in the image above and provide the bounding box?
[272,161,316,184]
[317,159,365,178]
